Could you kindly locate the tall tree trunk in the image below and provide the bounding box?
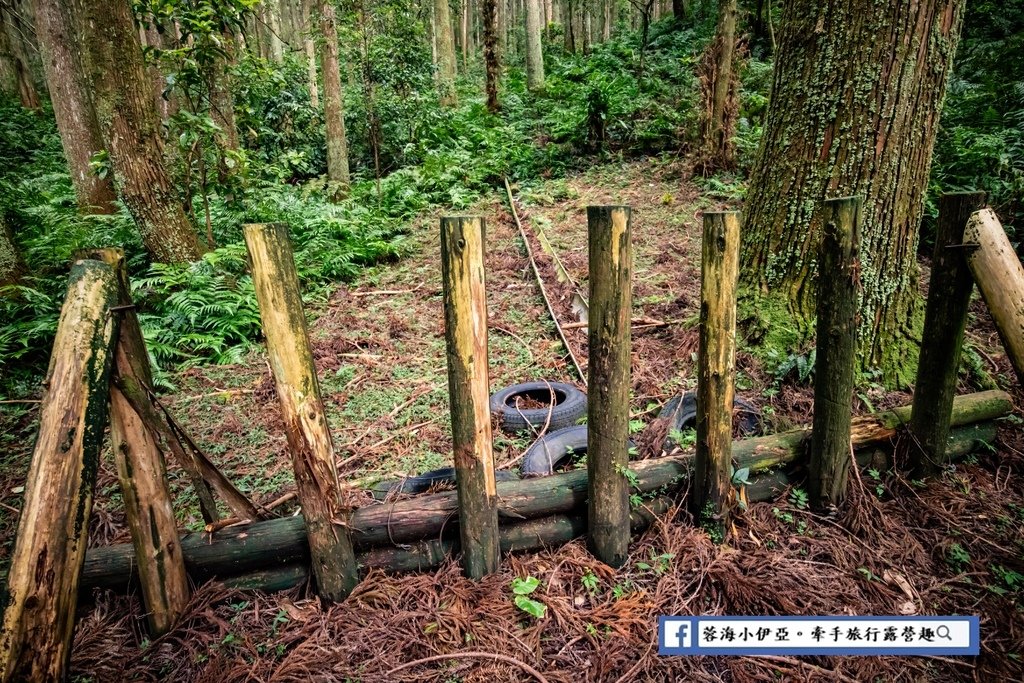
[319,0,350,195]
[460,0,468,68]
[34,0,117,214]
[0,5,18,97]
[482,0,499,112]
[209,31,239,155]
[0,213,23,287]
[696,0,737,173]
[434,0,457,106]
[524,0,544,91]
[740,0,966,385]
[79,0,205,263]
[266,0,284,62]
[301,0,319,108]
[0,2,40,109]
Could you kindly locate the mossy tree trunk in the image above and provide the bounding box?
[482,0,499,112]
[79,0,205,263]
[34,0,117,214]
[739,0,966,386]
[0,214,23,288]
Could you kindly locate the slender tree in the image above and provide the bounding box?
[696,0,738,173]
[79,0,205,263]
[434,0,457,106]
[482,0,499,112]
[524,0,544,90]
[0,213,23,287]
[740,0,967,384]
[319,0,350,196]
[301,0,319,108]
[34,0,117,214]
[266,0,285,62]
[0,2,40,109]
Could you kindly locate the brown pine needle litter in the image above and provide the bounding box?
[70,427,1024,682]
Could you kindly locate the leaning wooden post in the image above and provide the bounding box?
[908,192,986,477]
[88,248,189,636]
[586,206,632,568]
[243,223,358,601]
[439,216,500,578]
[0,260,119,682]
[964,208,1024,386]
[809,197,862,510]
[691,211,740,538]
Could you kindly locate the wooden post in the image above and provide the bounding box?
[0,260,119,682]
[243,223,358,601]
[439,216,500,578]
[88,248,189,636]
[691,211,739,537]
[908,192,986,476]
[964,208,1024,386]
[809,197,862,510]
[586,205,632,568]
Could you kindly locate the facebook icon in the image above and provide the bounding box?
[660,617,696,653]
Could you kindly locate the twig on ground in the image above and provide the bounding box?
[754,655,860,683]
[492,325,535,363]
[349,284,424,297]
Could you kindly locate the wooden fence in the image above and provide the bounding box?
[1,196,1020,681]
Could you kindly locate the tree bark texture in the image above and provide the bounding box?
[586,206,632,568]
[964,208,1024,386]
[0,2,40,109]
[79,0,205,263]
[34,0,116,213]
[907,192,986,476]
[319,0,350,195]
[697,0,737,173]
[434,0,457,105]
[440,217,500,578]
[0,260,118,682]
[482,0,499,112]
[524,0,544,90]
[808,197,861,510]
[0,214,23,287]
[692,211,739,535]
[244,223,358,601]
[740,0,966,385]
[301,0,319,108]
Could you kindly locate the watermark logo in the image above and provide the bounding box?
[658,616,979,656]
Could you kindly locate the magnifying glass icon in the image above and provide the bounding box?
[936,625,953,641]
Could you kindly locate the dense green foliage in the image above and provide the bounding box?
[0,13,713,396]
[926,0,1024,248]
[1,2,1020,396]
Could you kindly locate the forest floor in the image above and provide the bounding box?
[2,158,1024,681]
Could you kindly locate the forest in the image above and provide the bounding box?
[0,0,1023,680]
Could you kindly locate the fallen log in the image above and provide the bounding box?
[220,422,992,592]
[79,391,1009,592]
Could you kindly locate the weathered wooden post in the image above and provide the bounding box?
[964,208,1024,386]
[586,205,632,568]
[809,197,862,510]
[691,211,740,538]
[244,223,358,601]
[90,248,189,636]
[0,260,119,682]
[439,216,500,578]
[908,192,986,476]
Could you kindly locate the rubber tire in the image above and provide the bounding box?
[659,391,763,450]
[490,381,587,434]
[521,425,637,477]
[372,467,519,500]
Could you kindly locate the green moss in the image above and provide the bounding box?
[737,287,814,368]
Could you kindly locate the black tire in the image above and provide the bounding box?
[490,381,587,434]
[659,391,763,450]
[372,467,518,500]
[521,425,636,477]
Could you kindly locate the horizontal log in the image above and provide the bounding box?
[78,392,1008,593]
[220,421,996,593]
